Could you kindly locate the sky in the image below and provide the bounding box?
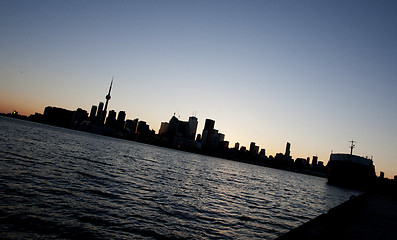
[1,0,396,178]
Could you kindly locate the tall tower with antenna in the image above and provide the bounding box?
[100,77,113,124]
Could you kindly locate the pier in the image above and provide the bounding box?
[277,184,397,240]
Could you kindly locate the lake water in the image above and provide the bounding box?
[0,116,361,239]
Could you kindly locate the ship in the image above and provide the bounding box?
[326,141,376,189]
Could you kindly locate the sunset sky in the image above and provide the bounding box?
[1,1,396,177]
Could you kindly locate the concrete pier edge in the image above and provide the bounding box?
[276,185,397,240]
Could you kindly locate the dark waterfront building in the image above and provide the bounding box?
[201,119,215,149]
[158,122,169,136]
[96,102,104,124]
[207,129,220,152]
[105,110,117,128]
[72,108,88,125]
[125,118,138,134]
[137,121,151,140]
[285,142,291,158]
[259,149,266,158]
[234,142,240,150]
[196,134,202,142]
[117,111,126,129]
[166,116,180,140]
[250,142,259,155]
[312,156,318,166]
[204,119,215,134]
[188,116,198,140]
[295,158,308,169]
[43,106,74,128]
[89,105,97,121]
[220,141,229,150]
[100,110,107,124]
[179,121,189,138]
[165,115,199,147]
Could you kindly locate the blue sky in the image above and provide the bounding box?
[1,0,396,177]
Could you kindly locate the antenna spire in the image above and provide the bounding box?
[107,76,113,98]
[102,77,113,119]
[349,140,356,155]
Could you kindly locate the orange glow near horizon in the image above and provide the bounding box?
[0,99,44,116]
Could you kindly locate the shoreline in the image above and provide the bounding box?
[0,113,327,179]
[276,184,397,239]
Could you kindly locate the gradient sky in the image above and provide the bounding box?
[1,1,396,178]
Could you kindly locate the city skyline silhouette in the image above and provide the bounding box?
[0,78,384,183]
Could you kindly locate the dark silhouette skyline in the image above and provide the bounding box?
[1,80,329,179]
[0,82,355,185]
[3,80,397,186]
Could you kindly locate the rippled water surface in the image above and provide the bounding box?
[0,116,361,239]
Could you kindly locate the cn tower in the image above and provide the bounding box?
[100,77,113,124]
[104,77,113,114]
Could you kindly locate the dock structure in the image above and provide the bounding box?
[277,188,397,240]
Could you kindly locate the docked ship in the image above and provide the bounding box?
[326,141,376,189]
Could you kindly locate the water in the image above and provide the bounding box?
[0,116,361,239]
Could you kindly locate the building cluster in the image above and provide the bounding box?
[7,80,327,177]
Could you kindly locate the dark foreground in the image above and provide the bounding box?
[277,186,397,240]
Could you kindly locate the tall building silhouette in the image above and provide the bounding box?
[117,111,126,129]
[285,142,291,157]
[204,119,215,135]
[106,110,117,127]
[125,118,138,134]
[201,119,215,149]
[96,102,104,123]
[159,122,169,136]
[188,116,198,140]
[89,105,97,120]
[218,133,225,142]
[100,78,113,124]
[312,156,318,166]
[259,149,266,157]
[250,142,259,155]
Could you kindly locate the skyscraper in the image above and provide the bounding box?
[89,105,97,120]
[234,142,240,150]
[312,156,318,166]
[259,149,266,157]
[159,122,169,136]
[203,119,215,135]
[117,111,126,129]
[166,116,180,138]
[125,118,138,134]
[218,133,225,142]
[106,110,117,127]
[250,142,259,155]
[96,102,104,124]
[285,142,291,157]
[188,116,198,140]
[201,119,215,148]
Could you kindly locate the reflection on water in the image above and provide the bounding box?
[0,116,361,239]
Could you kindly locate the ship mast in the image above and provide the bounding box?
[349,140,356,155]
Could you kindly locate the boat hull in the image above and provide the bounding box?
[327,154,376,189]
